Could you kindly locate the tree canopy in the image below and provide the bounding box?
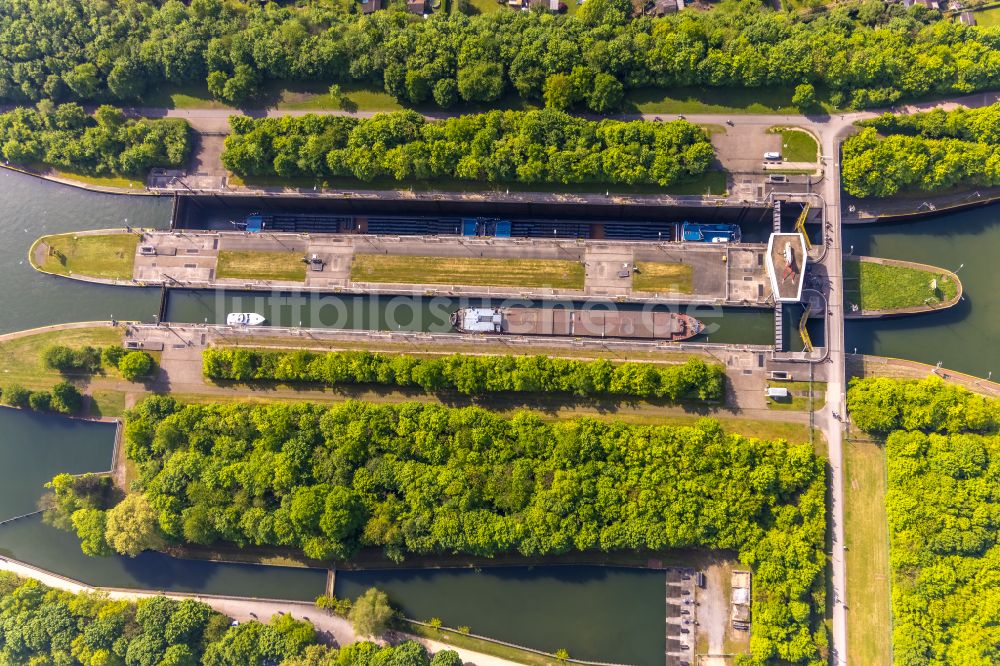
[850,376,1000,664]
[202,349,724,401]
[0,103,191,175]
[846,376,1000,434]
[0,0,994,110]
[0,572,433,666]
[842,104,1000,198]
[221,110,714,187]
[56,397,827,665]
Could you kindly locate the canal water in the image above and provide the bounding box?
[336,566,666,665]
[0,169,165,334]
[0,408,114,519]
[164,288,777,345]
[843,203,1000,378]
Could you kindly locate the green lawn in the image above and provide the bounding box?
[142,84,235,110]
[33,232,138,280]
[632,262,694,294]
[452,0,504,14]
[229,169,727,196]
[0,327,123,387]
[275,82,405,112]
[215,250,307,282]
[52,169,146,190]
[765,380,827,412]
[844,439,892,666]
[351,254,585,289]
[769,127,819,163]
[973,6,1000,27]
[625,86,839,115]
[844,259,958,312]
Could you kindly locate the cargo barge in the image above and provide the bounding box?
[451,307,704,341]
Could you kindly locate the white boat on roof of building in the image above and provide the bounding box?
[766,233,808,303]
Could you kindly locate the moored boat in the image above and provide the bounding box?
[226,312,266,326]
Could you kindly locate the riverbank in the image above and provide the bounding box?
[847,354,1000,398]
[0,162,159,196]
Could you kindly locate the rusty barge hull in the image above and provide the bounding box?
[502,308,699,340]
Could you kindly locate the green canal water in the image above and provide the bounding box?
[335,567,666,665]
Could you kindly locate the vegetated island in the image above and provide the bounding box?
[843,256,962,317]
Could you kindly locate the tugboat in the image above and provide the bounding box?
[226,313,266,326]
[451,307,704,341]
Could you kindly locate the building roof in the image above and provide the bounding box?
[766,233,808,303]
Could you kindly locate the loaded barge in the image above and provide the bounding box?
[451,308,704,341]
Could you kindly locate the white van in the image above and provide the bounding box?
[763,152,782,161]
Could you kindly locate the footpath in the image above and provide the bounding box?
[0,555,520,666]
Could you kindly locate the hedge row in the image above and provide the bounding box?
[202,349,724,401]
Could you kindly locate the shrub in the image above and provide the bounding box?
[118,351,155,381]
[2,384,31,408]
[28,391,52,412]
[50,381,83,414]
[102,346,127,367]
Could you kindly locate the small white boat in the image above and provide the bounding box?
[226,312,266,326]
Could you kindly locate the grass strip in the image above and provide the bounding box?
[844,439,892,666]
[403,621,561,666]
[633,262,694,293]
[351,254,585,289]
[216,250,307,282]
[34,233,138,280]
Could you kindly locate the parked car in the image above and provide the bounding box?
[763,151,782,161]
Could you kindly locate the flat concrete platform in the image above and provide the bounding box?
[125,231,771,307]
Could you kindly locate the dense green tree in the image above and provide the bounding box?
[104,493,161,557]
[1,0,995,111]
[2,383,30,408]
[842,105,1000,197]
[202,349,724,401]
[118,351,156,381]
[0,103,191,176]
[28,391,52,412]
[224,110,713,188]
[429,649,462,666]
[50,381,83,414]
[348,588,395,638]
[792,83,817,111]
